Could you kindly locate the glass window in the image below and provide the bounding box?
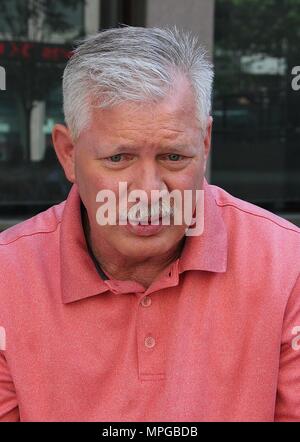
[0,0,84,42]
[100,0,146,28]
[0,0,28,38]
[0,0,85,218]
[0,77,71,215]
[41,0,85,44]
[213,0,300,213]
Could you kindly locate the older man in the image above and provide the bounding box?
[0,27,299,422]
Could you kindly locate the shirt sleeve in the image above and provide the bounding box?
[275,272,300,422]
[0,351,19,422]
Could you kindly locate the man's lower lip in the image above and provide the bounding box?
[124,222,164,236]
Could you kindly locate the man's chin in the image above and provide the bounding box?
[112,226,185,259]
[112,234,166,254]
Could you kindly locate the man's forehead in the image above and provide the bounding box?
[93,99,195,121]
[89,74,198,122]
[78,107,202,155]
[87,103,199,139]
[87,116,199,148]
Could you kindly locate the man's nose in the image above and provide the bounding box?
[131,160,167,196]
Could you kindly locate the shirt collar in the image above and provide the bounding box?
[60,179,228,304]
[60,184,111,304]
[178,178,228,274]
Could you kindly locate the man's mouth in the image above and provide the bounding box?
[135,215,163,225]
[124,217,166,236]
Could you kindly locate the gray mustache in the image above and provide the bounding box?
[119,202,175,222]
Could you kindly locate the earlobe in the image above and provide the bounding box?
[204,116,213,159]
[52,124,76,183]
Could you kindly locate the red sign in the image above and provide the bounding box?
[0,41,73,63]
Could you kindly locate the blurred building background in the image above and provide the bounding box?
[0,0,299,230]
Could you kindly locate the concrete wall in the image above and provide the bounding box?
[146,0,215,55]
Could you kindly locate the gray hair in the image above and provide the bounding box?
[63,26,214,140]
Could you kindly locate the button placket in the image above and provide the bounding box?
[136,293,166,380]
[144,336,156,348]
[140,295,152,307]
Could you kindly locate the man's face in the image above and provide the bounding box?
[70,77,212,260]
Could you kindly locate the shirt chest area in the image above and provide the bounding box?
[12,276,282,421]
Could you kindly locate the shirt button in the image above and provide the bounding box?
[140,296,152,307]
[144,336,156,348]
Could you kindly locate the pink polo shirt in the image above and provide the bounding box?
[0,179,300,422]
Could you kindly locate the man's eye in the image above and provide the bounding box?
[109,154,123,162]
[107,154,134,163]
[167,154,183,161]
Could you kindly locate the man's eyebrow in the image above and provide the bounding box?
[93,143,194,154]
[158,144,192,152]
[95,144,139,154]
[113,145,140,153]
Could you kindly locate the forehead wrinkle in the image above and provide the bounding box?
[121,129,189,148]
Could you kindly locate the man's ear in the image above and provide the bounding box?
[52,124,76,183]
[203,116,213,173]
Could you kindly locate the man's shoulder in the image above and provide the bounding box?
[0,200,66,249]
[207,184,300,298]
[209,183,300,238]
